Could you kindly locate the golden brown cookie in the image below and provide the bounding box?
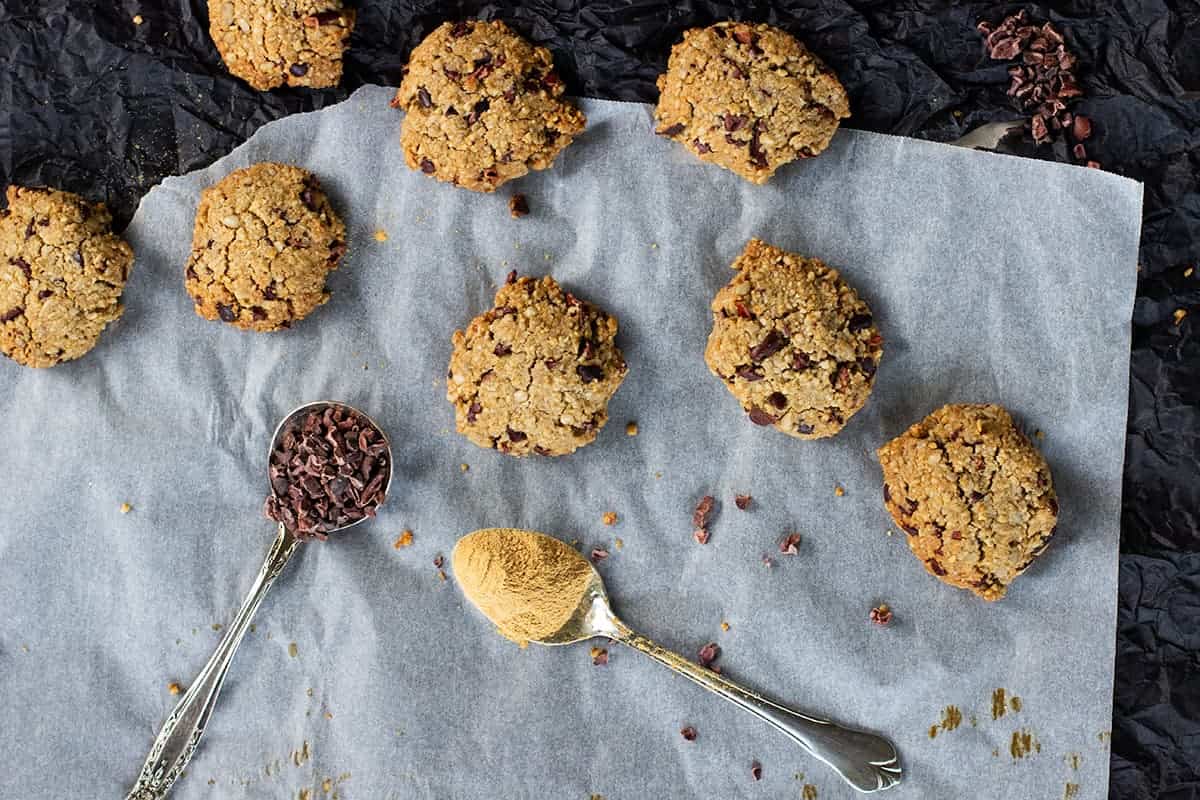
[0,186,133,368]
[185,163,346,332]
[208,0,355,91]
[705,239,882,438]
[393,20,586,192]
[877,404,1059,601]
[447,273,627,456]
[655,21,850,183]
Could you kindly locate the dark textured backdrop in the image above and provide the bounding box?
[1,2,1196,797]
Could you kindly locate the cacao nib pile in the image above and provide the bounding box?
[978,12,1094,166]
[264,405,390,540]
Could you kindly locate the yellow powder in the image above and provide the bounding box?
[452,528,595,645]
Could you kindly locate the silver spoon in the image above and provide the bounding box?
[125,401,392,800]
[470,528,903,793]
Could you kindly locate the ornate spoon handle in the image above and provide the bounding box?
[609,619,902,793]
[125,524,301,800]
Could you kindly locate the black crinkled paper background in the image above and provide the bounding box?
[1,1,1196,797]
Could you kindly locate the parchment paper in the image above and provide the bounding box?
[0,86,1142,799]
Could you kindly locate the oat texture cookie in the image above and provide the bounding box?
[393,20,586,192]
[185,163,346,332]
[447,273,627,456]
[655,21,850,183]
[208,0,355,91]
[704,239,882,438]
[0,186,134,368]
[877,404,1059,601]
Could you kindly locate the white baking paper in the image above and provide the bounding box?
[0,86,1142,799]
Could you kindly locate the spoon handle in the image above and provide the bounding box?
[610,620,902,793]
[125,524,301,800]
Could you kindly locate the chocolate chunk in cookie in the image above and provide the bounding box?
[208,0,355,91]
[0,186,134,368]
[655,21,850,183]
[705,239,882,438]
[447,274,627,456]
[185,163,346,332]
[393,20,586,192]
[877,403,1059,601]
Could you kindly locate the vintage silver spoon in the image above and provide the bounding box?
[125,401,392,800]
[459,528,902,793]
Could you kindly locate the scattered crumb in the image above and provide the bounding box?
[438,569,448,581]
[20,644,29,653]
[590,646,609,666]
[508,193,530,218]
[834,485,845,497]
[654,471,663,479]
[211,623,222,632]
[928,724,939,739]
[761,553,775,568]
[941,705,962,731]
[168,682,182,695]
[132,14,143,24]
[602,511,618,526]
[734,494,752,510]
[992,747,1000,757]
[1185,266,1194,278]
[433,555,444,569]
[373,229,388,242]
[869,604,893,626]
[802,785,818,800]
[751,760,762,781]
[322,778,333,793]
[1066,752,1081,770]
[590,547,609,562]
[650,243,659,249]
[992,688,1009,720]
[249,624,256,633]
[324,711,333,720]
[1063,784,1080,800]
[299,789,311,800]
[1098,730,1111,743]
[120,502,132,514]
[1035,429,1045,440]
[697,641,720,669]
[1009,728,1039,759]
[1173,308,1188,326]
[288,642,299,658]
[292,740,311,767]
[307,687,314,696]
[680,725,697,741]
[970,715,978,727]
[394,530,414,549]
[693,529,710,545]
[614,538,624,550]
[625,421,638,436]
[1010,695,1023,713]
[720,621,730,632]
[460,463,469,472]
[779,533,802,555]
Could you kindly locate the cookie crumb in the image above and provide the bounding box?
[120,502,133,514]
[834,485,845,497]
[324,711,333,720]
[720,621,730,632]
[602,511,618,526]
[751,760,762,781]
[460,463,470,472]
[167,682,182,695]
[590,547,609,562]
[438,569,447,581]
[693,529,710,545]
[394,530,414,549]
[869,603,893,626]
[288,642,299,658]
[734,494,752,510]
[779,533,802,555]
[132,14,143,25]
[322,777,333,792]
[614,537,624,550]
[1185,266,1194,278]
[590,646,609,665]
[680,725,697,741]
[211,623,222,631]
[697,641,720,668]
[625,421,638,436]
[508,194,530,218]
[1035,429,1045,440]
[373,229,389,242]
[1173,308,1188,326]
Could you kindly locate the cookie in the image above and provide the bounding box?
[877,404,1059,601]
[654,21,850,183]
[185,163,346,332]
[447,273,627,456]
[704,239,882,438]
[0,186,134,368]
[208,0,355,91]
[393,20,586,192]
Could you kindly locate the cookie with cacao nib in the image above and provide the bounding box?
[208,0,355,91]
[0,186,133,368]
[877,403,1059,601]
[185,163,346,332]
[393,19,586,192]
[655,21,850,183]
[447,272,627,456]
[704,238,882,438]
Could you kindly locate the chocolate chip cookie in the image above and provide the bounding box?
[447,273,627,456]
[0,186,134,368]
[185,163,346,332]
[655,21,850,183]
[877,404,1059,601]
[704,239,882,438]
[393,20,586,192]
[208,0,355,91]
